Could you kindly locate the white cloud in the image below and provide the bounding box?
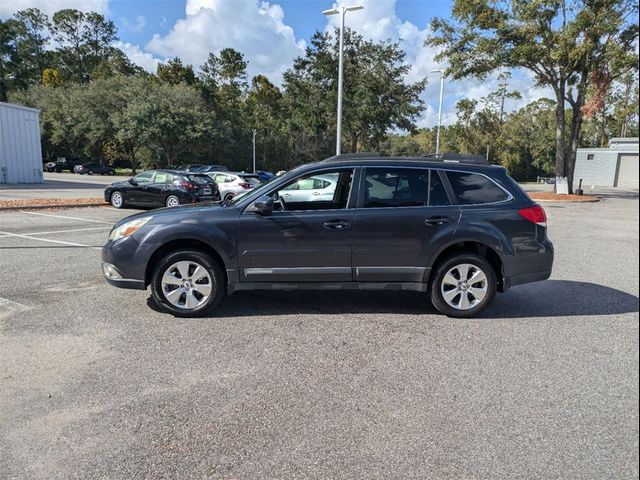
[114,41,161,72]
[0,0,108,17]
[145,0,304,84]
[121,14,146,34]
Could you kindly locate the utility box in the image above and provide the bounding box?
[0,101,43,184]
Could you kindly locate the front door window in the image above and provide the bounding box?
[275,170,353,211]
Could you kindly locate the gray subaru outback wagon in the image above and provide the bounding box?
[102,154,553,318]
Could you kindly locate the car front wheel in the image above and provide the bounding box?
[430,253,496,318]
[150,250,224,317]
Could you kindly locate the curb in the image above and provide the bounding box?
[0,202,107,212]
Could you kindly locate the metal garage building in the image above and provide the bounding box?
[0,101,43,184]
[573,137,639,190]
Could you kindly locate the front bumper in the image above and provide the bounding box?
[102,236,152,290]
[102,262,146,290]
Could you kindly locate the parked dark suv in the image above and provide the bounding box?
[102,154,553,318]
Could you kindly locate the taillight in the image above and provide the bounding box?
[239,182,252,189]
[518,205,547,227]
[181,182,195,190]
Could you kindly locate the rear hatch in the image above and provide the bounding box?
[238,174,261,188]
[188,174,219,199]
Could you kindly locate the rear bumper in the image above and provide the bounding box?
[502,269,552,291]
[501,238,554,291]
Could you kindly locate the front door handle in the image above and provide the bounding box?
[323,219,351,230]
[425,216,451,227]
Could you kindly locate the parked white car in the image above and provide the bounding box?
[207,172,261,201]
[279,173,339,203]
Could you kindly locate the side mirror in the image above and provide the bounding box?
[128,178,138,186]
[251,195,274,215]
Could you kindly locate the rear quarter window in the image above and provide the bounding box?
[446,171,510,205]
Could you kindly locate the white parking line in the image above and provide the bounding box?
[0,230,100,249]
[21,211,113,224]
[0,297,31,316]
[0,226,109,239]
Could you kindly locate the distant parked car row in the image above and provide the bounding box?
[45,158,115,174]
[103,168,276,209]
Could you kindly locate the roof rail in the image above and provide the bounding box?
[422,152,489,165]
[322,152,381,162]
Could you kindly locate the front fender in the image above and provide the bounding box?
[139,222,236,272]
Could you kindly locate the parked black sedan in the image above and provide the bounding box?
[104,170,220,209]
[74,163,116,175]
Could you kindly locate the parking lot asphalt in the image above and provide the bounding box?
[1,194,638,479]
[0,172,118,201]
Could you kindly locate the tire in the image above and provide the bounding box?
[224,193,235,202]
[430,253,497,318]
[88,170,94,175]
[110,191,125,209]
[108,170,115,176]
[150,249,225,317]
[165,195,180,208]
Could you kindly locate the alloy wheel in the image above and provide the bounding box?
[111,192,123,208]
[440,263,488,310]
[166,195,180,208]
[161,261,213,310]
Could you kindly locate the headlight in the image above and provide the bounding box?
[108,217,151,241]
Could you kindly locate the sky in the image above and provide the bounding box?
[0,0,554,128]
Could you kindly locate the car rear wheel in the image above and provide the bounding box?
[430,253,496,318]
[110,191,125,209]
[151,250,224,317]
[88,170,94,175]
[166,195,180,208]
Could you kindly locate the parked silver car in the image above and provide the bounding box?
[279,173,339,204]
[207,172,262,201]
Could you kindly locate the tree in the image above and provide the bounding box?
[111,77,152,173]
[0,19,17,101]
[51,9,117,83]
[157,57,197,85]
[283,29,426,164]
[12,8,50,89]
[198,48,249,167]
[427,0,639,192]
[246,74,286,171]
[141,81,213,166]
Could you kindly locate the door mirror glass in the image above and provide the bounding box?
[251,195,274,215]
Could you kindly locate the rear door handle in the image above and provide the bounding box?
[425,216,451,227]
[323,219,351,230]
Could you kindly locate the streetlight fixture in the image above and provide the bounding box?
[323,4,364,155]
[429,69,445,155]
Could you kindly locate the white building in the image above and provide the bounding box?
[0,101,43,184]
[573,137,639,190]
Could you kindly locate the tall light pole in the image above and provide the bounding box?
[252,129,257,173]
[323,4,363,155]
[430,69,445,155]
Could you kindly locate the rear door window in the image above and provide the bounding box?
[363,168,450,208]
[446,171,510,205]
[154,172,173,183]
